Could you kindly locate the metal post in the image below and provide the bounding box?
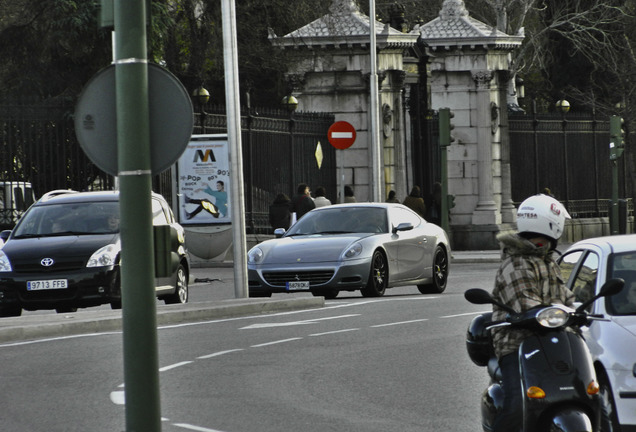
[221,0,248,298]
[611,161,619,234]
[439,108,452,234]
[562,113,569,208]
[369,0,382,202]
[114,0,161,430]
[609,115,624,234]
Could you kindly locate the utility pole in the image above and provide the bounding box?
[439,108,454,234]
[114,0,162,430]
[609,115,624,235]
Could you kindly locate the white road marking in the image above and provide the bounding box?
[371,318,429,327]
[240,313,360,329]
[172,423,226,432]
[441,311,489,318]
[197,349,244,360]
[251,337,303,348]
[159,361,193,372]
[309,328,360,336]
[110,390,125,405]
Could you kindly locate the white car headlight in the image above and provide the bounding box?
[343,243,363,259]
[536,306,569,328]
[248,247,264,264]
[87,243,120,268]
[0,250,12,272]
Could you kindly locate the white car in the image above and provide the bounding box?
[559,234,636,432]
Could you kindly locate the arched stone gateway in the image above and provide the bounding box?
[270,0,523,249]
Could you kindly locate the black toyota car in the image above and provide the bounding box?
[0,190,190,316]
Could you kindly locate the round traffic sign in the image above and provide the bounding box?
[74,63,194,176]
[328,121,356,150]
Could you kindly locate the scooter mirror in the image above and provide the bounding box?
[465,288,518,314]
[576,278,624,313]
[464,288,493,305]
[599,278,624,297]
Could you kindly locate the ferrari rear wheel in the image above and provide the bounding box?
[361,250,387,297]
[417,246,448,294]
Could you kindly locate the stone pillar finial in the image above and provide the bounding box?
[329,0,360,16]
[439,0,469,20]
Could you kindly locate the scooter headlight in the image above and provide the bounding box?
[536,306,569,328]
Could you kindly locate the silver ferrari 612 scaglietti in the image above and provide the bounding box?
[247,203,450,299]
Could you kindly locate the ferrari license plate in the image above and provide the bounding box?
[286,281,309,291]
[27,279,68,291]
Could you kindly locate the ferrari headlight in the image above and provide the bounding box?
[536,306,569,328]
[87,243,120,268]
[248,247,264,264]
[0,251,12,272]
[343,243,362,259]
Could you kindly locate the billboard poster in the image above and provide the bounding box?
[177,135,230,224]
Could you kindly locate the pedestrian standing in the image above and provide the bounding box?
[403,186,427,218]
[313,186,332,208]
[269,193,292,229]
[291,183,316,220]
[386,190,399,203]
[344,185,357,203]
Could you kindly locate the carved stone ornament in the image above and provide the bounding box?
[472,70,493,89]
[329,0,359,15]
[439,0,469,20]
[491,101,499,134]
[382,103,393,138]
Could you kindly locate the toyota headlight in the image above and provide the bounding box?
[87,243,120,268]
[0,251,12,272]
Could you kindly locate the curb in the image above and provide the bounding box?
[0,297,325,344]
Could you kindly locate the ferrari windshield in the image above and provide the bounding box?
[13,201,120,237]
[286,207,388,236]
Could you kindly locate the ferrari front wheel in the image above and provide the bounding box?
[361,250,387,297]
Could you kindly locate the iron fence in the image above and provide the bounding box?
[0,98,335,234]
[509,109,630,218]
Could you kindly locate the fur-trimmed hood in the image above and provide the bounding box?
[496,231,552,260]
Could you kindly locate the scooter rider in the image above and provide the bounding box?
[490,194,575,432]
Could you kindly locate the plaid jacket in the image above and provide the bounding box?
[491,232,575,359]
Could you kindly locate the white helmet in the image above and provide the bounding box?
[517,194,571,241]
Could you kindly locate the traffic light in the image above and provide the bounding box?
[439,108,455,147]
[154,225,180,278]
[609,115,625,160]
[448,194,456,209]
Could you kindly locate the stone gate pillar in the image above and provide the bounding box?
[472,70,499,225]
[418,0,523,249]
[269,0,418,203]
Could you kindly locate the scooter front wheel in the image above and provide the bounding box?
[546,408,593,432]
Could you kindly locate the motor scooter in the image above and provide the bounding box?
[465,278,624,432]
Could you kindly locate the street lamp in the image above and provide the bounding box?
[556,99,570,207]
[555,99,570,113]
[281,95,298,112]
[515,76,525,99]
[281,94,299,190]
[192,86,210,131]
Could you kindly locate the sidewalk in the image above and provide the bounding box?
[0,296,324,344]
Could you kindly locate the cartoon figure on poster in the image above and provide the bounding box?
[178,137,231,224]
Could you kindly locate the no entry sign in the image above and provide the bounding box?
[328,121,356,150]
